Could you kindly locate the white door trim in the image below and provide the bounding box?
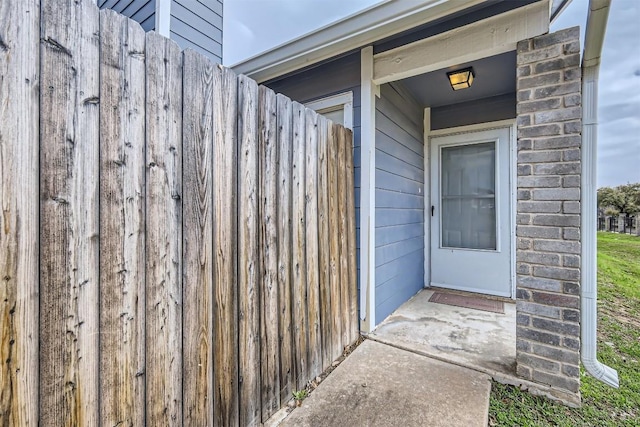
[427,120,516,299]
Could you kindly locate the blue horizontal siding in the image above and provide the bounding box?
[375,83,424,324]
[375,265,424,324]
[376,208,423,228]
[376,189,423,209]
[375,169,422,194]
[376,149,423,182]
[170,0,223,63]
[99,0,156,31]
[376,223,424,247]
[375,236,423,267]
[376,131,423,169]
[376,112,423,155]
[173,0,222,29]
[375,248,423,286]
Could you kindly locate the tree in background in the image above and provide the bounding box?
[597,183,640,216]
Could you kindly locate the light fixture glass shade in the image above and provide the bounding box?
[447,67,475,90]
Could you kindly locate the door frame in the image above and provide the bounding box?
[423,117,517,299]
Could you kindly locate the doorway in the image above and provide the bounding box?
[429,127,513,297]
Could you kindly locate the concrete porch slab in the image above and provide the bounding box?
[281,340,491,427]
[369,289,516,378]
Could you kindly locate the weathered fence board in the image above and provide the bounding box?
[317,116,333,371]
[291,102,309,390]
[39,0,101,424]
[145,32,183,425]
[238,75,262,426]
[259,86,281,421]
[0,0,40,424]
[337,125,351,348]
[212,65,240,427]
[4,2,359,424]
[327,123,343,362]
[98,10,146,426]
[276,94,295,404]
[182,49,215,426]
[345,128,359,344]
[305,110,322,380]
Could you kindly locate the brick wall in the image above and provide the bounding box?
[515,27,582,395]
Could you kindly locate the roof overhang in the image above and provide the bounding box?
[550,0,574,23]
[231,0,489,83]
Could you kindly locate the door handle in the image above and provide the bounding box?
[431,206,435,217]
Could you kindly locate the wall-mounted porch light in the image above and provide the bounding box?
[447,67,475,90]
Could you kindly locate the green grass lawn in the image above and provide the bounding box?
[489,232,640,426]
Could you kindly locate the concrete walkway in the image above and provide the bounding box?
[370,289,516,378]
[280,340,491,427]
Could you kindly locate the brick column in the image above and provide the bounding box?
[515,27,582,396]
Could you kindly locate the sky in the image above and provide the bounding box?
[224,0,640,188]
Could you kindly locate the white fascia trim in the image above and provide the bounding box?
[360,46,376,333]
[372,0,549,84]
[155,0,171,37]
[232,0,486,83]
[581,0,618,388]
[305,92,354,130]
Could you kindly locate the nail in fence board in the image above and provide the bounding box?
[39,0,101,424]
[98,10,146,426]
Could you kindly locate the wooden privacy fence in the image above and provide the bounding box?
[0,0,358,425]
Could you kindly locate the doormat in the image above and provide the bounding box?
[428,291,504,314]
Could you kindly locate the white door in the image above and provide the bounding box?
[430,127,512,297]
